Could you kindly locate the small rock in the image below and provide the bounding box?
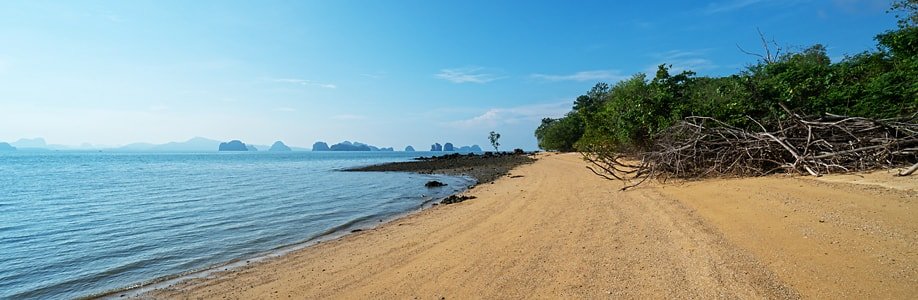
[425,180,447,188]
[441,195,477,205]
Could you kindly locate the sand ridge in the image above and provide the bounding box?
[141,153,916,299]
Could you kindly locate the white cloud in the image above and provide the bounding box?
[648,50,719,74]
[435,67,502,84]
[360,72,386,79]
[449,101,572,129]
[703,0,766,14]
[530,70,629,83]
[702,0,810,15]
[268,78,337,89]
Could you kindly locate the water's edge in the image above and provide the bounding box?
[90,173,475,299]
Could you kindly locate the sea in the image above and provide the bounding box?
[0,151,472,299]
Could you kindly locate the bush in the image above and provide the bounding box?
[535,7,918,153]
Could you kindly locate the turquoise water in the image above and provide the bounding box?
[0,151,471,299]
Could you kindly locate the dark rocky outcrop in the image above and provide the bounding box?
[269,141,292,151]
[218,140,249,151]
[431,143,442,151]
[443,143,455,151]
[0,142,16,151]
[441,195,477,205]
[312,142,330,151]
[425,180,447,188]
[346,151,537,184]
[405,145,416,152]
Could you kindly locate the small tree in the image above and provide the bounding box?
[488,131,501,152]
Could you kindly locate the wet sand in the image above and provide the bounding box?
[141,153,917,299]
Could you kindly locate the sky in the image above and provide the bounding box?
[0,0,901,150]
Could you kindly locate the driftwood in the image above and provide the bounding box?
[584,112,918,190]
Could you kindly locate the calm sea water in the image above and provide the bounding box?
[0,151,471,299]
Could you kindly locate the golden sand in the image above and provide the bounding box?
[144,153,917,299]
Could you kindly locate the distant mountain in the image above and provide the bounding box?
[431,143,442,151]
[218,140,249,151]
[245,144,258,151]
[330,141,371,151]
[0,142,16,151]
[269,141,292,151]
[12,138,46,148]
[118,137,222,152]
[313,140,392,151]
[443,143,455,151]
[404,145,415,152]
[312,142,330,151]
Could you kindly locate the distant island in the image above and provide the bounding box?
[313,141,394,152]
[404,145,415,152]
[0,142,16,151]
[429,143,482,152]
[269,141,292,151]
[312,142,330,151]
[218,140,249,151]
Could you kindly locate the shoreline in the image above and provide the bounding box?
[95,153,530,299]
[136,153,917,298]
[95,176,477,299]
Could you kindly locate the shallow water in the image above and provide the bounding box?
[0,151,470,299]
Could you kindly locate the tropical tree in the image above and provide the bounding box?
[488,131,501,152]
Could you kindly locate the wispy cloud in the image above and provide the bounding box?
[269,78,337,89]
[702,0,766,14]
[702,0,810,15]
[435,67,503,84]
[530,70,629,83]
[330,114,366,121]
[449,101,571,129]
[648,50,719,74]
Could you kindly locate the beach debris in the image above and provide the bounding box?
[584,109,918,190]
[425,180,447,188]
[440,195,477,205]
[898,162,918,176]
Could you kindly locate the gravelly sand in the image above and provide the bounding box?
[345,152,536,184]
[139,153,917,299]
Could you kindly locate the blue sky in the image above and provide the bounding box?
[0,0,900,150]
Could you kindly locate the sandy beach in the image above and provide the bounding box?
[142,153,917,299]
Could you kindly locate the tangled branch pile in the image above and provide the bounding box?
[584,112,918,190]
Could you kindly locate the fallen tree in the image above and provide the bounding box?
[584,110,918,190]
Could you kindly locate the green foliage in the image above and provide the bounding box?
[534,4,918,152]
[891,0,918,28]
[534,113,583,152]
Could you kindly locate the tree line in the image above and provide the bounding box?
[536,1,918,153]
